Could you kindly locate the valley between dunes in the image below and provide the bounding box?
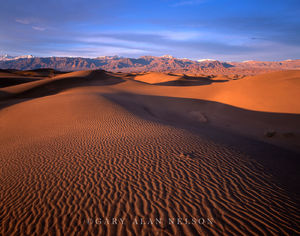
[0,69,299,235]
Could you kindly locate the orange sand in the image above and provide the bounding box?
[0,70,299,235]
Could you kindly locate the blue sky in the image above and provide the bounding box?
[0,0,299,61]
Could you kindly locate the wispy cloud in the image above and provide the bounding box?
[32,26,46,31]
[48,46,150,58]
[160,31,202,41]
[15,17,46,31]
[172,0,206,7]
[15,18,31,24]
[1,0,299,61]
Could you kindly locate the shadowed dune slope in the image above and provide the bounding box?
[0,70,42,88]
[0,68,67,88]
[133,72,228,86]
[12,68,65,78]
[0,70,300,235]
[119,70,300,114]
[0,70,124,99]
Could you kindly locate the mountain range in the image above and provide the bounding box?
[0,55,299,75]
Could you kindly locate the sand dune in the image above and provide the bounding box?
[127,70,300,113]
[0,69,299,235]
[0,70,122,99]
[214,70,300,113]
[112,70,300,151]
[12,68,63,78]
[133,72,230,86]
[133,72,183,84]
[0,70,42,88]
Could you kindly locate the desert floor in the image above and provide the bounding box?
[0,69,300,235]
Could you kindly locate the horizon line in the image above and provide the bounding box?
[1,54,299,63]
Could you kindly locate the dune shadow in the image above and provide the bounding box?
[17,72,125,98]
[102,92,300,196]
[0,70,126,110]
[0,77,41,88]
[0,68,47,88]
[0,90,10,99]
[151,74,228,86]
[20,68,67,77]
[155,78,228,86]
[0,69,19,73]
[0,90,32,111]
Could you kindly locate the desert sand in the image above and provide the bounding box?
[0,69,300,235]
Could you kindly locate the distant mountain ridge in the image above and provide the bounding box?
[0,54,34,61]
[0,55,299,75]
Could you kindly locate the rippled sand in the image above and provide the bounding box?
[0,70,299,235]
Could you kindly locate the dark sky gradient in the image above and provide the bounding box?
[1,0,299,61]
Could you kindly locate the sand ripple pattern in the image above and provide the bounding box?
[0,92,299,235]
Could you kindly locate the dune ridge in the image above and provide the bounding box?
[121,70,300,114]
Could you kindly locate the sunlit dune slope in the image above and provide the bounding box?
[133,72,183,84]
[123,70,300,114]
[214,70,300,113]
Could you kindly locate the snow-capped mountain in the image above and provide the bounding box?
[197,59,217,62]
[0,55,299,74]
[0,54,34,61]
[160,55,175,59]
[0,54,14,61]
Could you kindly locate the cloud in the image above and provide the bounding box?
[206,15,300,47]
[15,18,31,24]
[172,0,206,7]
[73,30,254,57]
[1,25,295,60]
[32,26,46,31]
[160,31,202,41]
[1,0,300,60]
[15,17,47,32]
[48,46,149,58]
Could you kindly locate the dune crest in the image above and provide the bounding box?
[133,72,183,84]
